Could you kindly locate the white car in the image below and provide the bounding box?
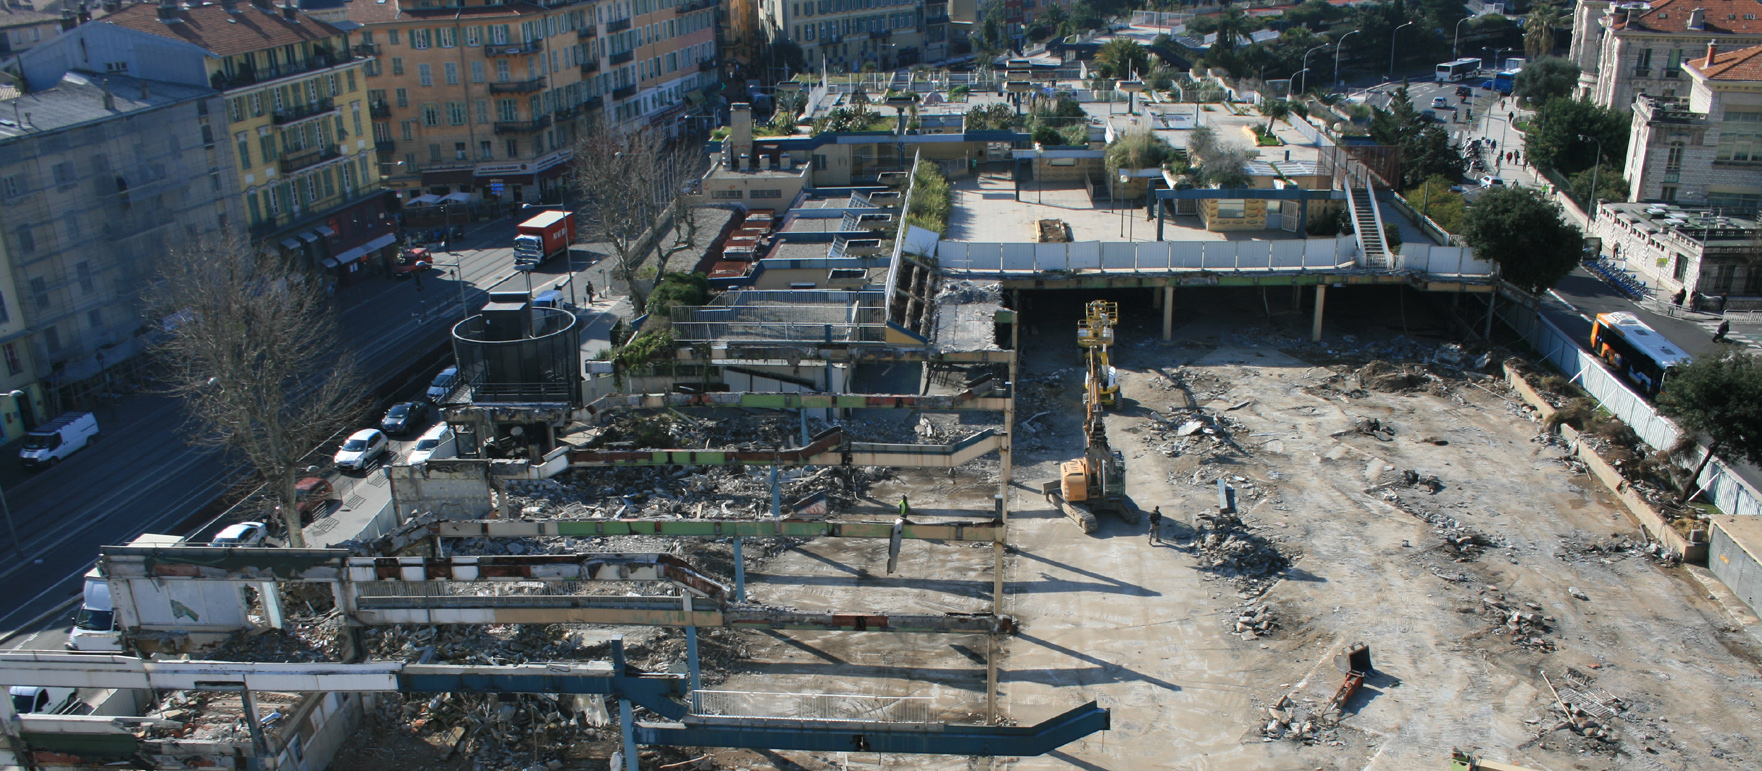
[334,429,388,472]
[405,423,457,466]
[10,686,76,715]
[1431,96,1450,109]
[1479,175,1506,188]
[427,366,460,401]
[212,521,268,547]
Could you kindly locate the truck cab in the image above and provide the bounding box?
[66,533,182,651]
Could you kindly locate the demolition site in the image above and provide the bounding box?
[3,101,1761,771]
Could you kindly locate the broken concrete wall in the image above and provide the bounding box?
[271,692,363,771]
[113,577,251,653]
[1709,516,1762,621]
[388,460,496,520]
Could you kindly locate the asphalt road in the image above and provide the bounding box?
[0,215,613,643]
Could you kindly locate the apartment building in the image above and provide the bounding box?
[1624,42,1762,208]
[22,0,393,283]
[0,0,71,64]
[1572,0,1762,109]
[758,0,932,71]
[341,0,717,206]
[0,72,241,419]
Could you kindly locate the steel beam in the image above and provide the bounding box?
[567,428,1002,469]
[346,553,730,601]
[345,596,1014,633]
[634,700,1110,756]
[428,517,1005,543]
[101,546,347,581]
[581,388,1008,417]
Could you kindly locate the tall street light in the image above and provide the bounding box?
[1298,44,1328,95]
[1390,21,1416,79]
[1334,30,1361,89]
[1453,16,1473,60]
[1580,133,1606,212]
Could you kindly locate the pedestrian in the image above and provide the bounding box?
[1490,139,1497,151]
[1721,292,1731,313]
[1673,288,1687,306]
[1508,111,1514,122]
[585,281,596,304]
[1714,320,1731,342]
[898,495,913,521]
[1147,506,1162,545]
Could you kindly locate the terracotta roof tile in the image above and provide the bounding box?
[338,0,545,26]
[1612,0,1762,34]
[1690,42,1762,79]
[103,2,345,57]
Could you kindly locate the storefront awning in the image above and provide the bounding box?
[280,237,304,250]
[440,192,474,203]
[539,163,571,180]
[298,231,321,243]
[330,232,400,267]
[408,194,445,206]
[316,225,337,236]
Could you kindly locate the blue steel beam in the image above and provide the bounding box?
[634,701,1110,756]
[395,664,690,721]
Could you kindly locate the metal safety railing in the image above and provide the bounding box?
[690,690,932,724]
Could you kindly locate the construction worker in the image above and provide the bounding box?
[1148,506,1163,545]
[898,495,913,521]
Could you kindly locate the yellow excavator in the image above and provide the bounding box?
[1042,300,1134,534]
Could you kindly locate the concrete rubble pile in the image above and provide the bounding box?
[1355,360,1444,394]
[1472,587,1558,652]
[505,461,890,521]
[1555,530,1680,567]
[1378,491,1503,561]
[1190,509,1294,601]
[1258,694,1342,745]
[371,687,605,769]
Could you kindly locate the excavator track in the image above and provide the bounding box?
[1044,488,1099,534]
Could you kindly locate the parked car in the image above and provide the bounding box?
[293,477,334,516]
[1431,96,1450,109]
[1455,85,1473,98]
[1479,174,1506,188]
[10,686,77,715]
[211,521,269,547]
[19,412,99,469]
[406,423,458,466]
[380,401,430,435]
[334,429,388,472]
[394,247,433,277]
[427,366,460,401]
[1420,108,1437,122]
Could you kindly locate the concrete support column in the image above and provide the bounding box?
[1162,285,1175,340]
[684,596,702,693]
[1311,283,1328,342]
[1153,285,1164,309]
[619,699,639,771]
[732,537,746,603]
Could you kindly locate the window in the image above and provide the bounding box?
[455,142,467,160]
[347,69,357,92]
[429,143,442,162]
[497,60,512,82]
[445,62,460,85]
[751,189,783,199]
[228,97,245,121]
[259,127,278,161]
[30,277,47,310]
[422,103,441,126]
[1661,185,1678,202]
[1707,190,1762,209]
[447,102,466,124]
[711,189,744,199]
[475,100,490,123]
[248,195,262,224]
[404,153,416,170]
[419,63,433,86]
[389,29,400,45]
[480,140,493,159]
[3,344,18,375]
[506,138,519,158]
[471,61,485,83]
[52,162,74,187]
[353,103,364,136]
[0,175,20,199]
[13,226,33,254]
[401,121,415,140]
[87,309,103,331]
[439,28,457,48]
[43,326,59,353]
[412,29,432,49]
[498,99,519,121]
[63,214,80,241]
[236,132,252,169]
[1666,142,1685,172]
[392,57,405,76]
[812,154,827,170]
[1216,199,1247,218]
[466,26,481,46]
[1713,263,1738,292]
[76,262,94,294]
[250,92,263,116]
[396,88,409,108]
[1717,111,1762,162]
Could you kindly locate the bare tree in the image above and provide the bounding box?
[145,231,366,547]
[569,128,702,311]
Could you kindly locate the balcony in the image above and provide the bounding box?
[607,17,632,33]
[578,24,597,39]
[613,84,637,99]
[210,49,355,90]
[926,13,951,25]
[820,35,842,46]
[484,40,543,57]
[1633,68,1651,77]
[554,105,580,121]
[581,58,600,74]
[584,95,604,111]
[281,144,343,174]
[699,58,716,73]
[370,100,391,118]
[352,42,379,57]
[273,97,336,125]
[375,139,396,154]
[493,116,553,134]
[611,50,634,65]
[490,77,547,94]
[675,0,714,13]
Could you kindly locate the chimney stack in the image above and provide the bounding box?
[729,102,754,163]
[250,0,272,11]
[221,0,238,12]
[101,86,115,111]
[78,2,90,23]
[101,0,120,14]
[59,9,75,30]
[1708,40,1720,64]
[281,2,298,21]
[156,0,177,21]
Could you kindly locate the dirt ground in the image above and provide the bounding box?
[703,287,1762,771]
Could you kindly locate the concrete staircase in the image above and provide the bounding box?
[1348,183,1391,269]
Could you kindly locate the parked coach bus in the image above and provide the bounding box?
[1590,312,1692,397]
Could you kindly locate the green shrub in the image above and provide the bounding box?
[905,161,952,235]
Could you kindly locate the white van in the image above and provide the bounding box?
[66,566,120,652]
[19,412,99,468]
[406,423,457,465]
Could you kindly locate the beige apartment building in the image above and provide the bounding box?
[338,0,717,205]
[758,0,936,72]
[1572,0,1762,109]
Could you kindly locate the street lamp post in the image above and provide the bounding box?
[1580,133,1605,211]
[1390,21,1416,78]
[1293,68,1311,96]
[1334,30,1361,89]
[1298,44,1328,95]
[0,390,27,556]
[1453,16,1472,60]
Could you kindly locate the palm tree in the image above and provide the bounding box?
[1095,39,1151,80]
[1211,7,1255,52]
[1525,3,1568,59]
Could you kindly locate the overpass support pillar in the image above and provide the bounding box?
[1311,284,1328,342]
[1162,286,1175,340]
